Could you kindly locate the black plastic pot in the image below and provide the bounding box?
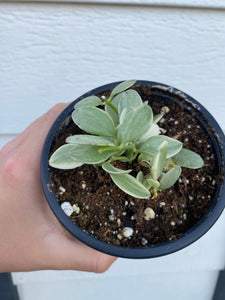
[41,80,225,259]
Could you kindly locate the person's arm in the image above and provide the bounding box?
[0,103,116,272]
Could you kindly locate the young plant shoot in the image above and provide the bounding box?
[49,80,204,199]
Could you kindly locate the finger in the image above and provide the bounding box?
[2,103,70,156]
[9,103,71,174]
[21,103,70,148]
[44,233,117,272]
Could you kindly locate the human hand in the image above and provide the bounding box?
[0,103,117,272]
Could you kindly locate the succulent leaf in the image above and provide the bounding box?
[69,145,118,164]
[153,113,164,123]
[110,80,136,98]
[74,96,103,109]
[160,165,182,189]
[105,95,120,125]
[109,172,150,199]
[72,106,115,137]
[49,144,83,169]
[136,171,144,183]
[138,135,182,158]
[118,90,143,115]
[146,178,160,189]
[116,105,153,143]
[102,162,131,174]
[172,148,204,169]
[66,134,114,146]
[151,141,168,180]
[138,123,160,144]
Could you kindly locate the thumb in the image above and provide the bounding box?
[44,231,117,272]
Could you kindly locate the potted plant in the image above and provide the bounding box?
[41,80,225,258]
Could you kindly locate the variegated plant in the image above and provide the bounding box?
[49,80,204,199]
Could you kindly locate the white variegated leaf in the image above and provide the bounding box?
[109,172,150,199]
[66,135,114,146]
[105,94,120,125]
[72,106,115,137]
[136,171,144,183]
[69,144,118,164]
[118,90,143,115]
[49,144,83,169]
[102,162,131,174]
[160,165,182,189]
[74,96,103,109]
[151,141,168,180]
[138,135,182,158]
[172,149,204,169]
[137,123,160,144]
[116,105,153,143]
[110,80,136,98]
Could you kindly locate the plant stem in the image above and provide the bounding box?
[103,97,119,115]
[110,156,130,162]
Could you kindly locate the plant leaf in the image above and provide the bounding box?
[138,135,182,158]
[109,172,150,199]
[49,144,83,169]
[69,145,118,164]
[137,123,160,144]
[102,162,131,174]
[146,178,160,189]
[105,94,120,125]
[151,141,168,180]
[136,171,144,183]
[172,148,204,169]
[116,105,153,143]
[66,134,115,146]
[72,106,115,137]
[118,90,143,115]
[153,113,164,123]
[110,80,136,98]
[74,96,103,109]
[160,165,182,189]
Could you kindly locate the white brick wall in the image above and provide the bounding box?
[0,1,225,299]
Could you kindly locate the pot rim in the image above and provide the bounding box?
[41,80,225,259]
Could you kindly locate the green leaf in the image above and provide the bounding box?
[110,80,136,99]
[116,105,153,143]
[138,123,160,144]
[109,172,150,199]
[172,148,204,169]
[102,162,131,174]
[49,144,83,169]
[160,165,182,189]
[72,106,115,137]
[105,94,120,125]
[74,96,103,109]
[119,106,133,123]
[138,135,182,158]
[118,90,143,115]
[151,141,168,180]
[66,134,115,146]
[146,178,160,189]
[153,113,164,123]
[136,171,144,183]
[69,145,118,164]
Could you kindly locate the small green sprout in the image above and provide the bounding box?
[49,80,204,199]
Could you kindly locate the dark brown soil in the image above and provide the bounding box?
[49,86,219,248]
